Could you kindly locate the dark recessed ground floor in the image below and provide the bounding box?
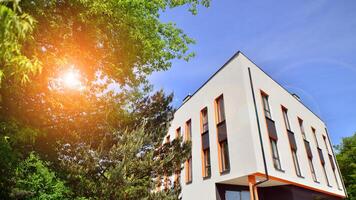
[216,183,344,200]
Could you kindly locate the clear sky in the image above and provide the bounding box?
[149,0,356,145]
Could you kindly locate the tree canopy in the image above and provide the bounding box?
[335,132,356,200]
[0,0,209,199]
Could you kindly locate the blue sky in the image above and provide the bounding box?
[149,0,356,145]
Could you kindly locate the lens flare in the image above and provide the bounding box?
[60,67,84,90]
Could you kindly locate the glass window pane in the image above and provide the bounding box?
[271,140,281,169]
[283,109,290,130]
[218,97,225,122]
[292,150,301,176]
[226,191,241,200]
[224,141,230,170]
[241,191,251,200]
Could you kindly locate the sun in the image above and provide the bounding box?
[60,67,84,90]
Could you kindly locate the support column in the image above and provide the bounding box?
[248,175,259,200]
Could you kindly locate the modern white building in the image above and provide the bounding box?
[165,51,347,200]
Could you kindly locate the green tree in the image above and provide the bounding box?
[336,133,356,200]
[10,153,70,200]
[0,0,208,199]
[0,1,40,84]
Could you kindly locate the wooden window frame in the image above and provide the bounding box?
[219,140,230,173]
[200,107,211,179]
[322,135,330,154]
[312,127,319,147]
[260,91,284,172]
[322,164,331,187]
[281,106,302,177]
[281,106,291,131]
[291,149,302,177]
[308,157,318,182]
[165,135,170,144]
[298,117,306,140]
[215,94,230,174]
[333,168,341,189]
[173,128,181,187]
[270,139,282,170]
[184,120,193,184]
[175,127,181,139]
[261,91,272,119]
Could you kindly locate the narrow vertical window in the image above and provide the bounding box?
[333,170,341,189]
[282,107,291,131]
[298,118,306,140]
[308,157,318,182]
[166,135,170,144]
[185,120,193,184]
[312,127,319,147]
[217,95,226,122]
[261,92,282,170]
[262,93,272,119]
[201,108,211,178]
[164,135,171,190]
[271,139,282,170]
[322,164,331,186]
[175,127,181,139]
[329,154,341,189]
[216,95,230,173]
[282,107,301,177]
[174,127,181,187]
[292,150,302,176]
[323,135,330,154]
[318,147,330,186]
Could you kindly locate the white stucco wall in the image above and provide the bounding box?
[167,52,346,200]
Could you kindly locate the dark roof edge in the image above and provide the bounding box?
[176,50,325,124]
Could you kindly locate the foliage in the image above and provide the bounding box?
[0,0,208,199]
[0,118,40,198]
[0,1,40,84]
[59,125,190,200]
[10,152,70,200]
[335,132,356,200]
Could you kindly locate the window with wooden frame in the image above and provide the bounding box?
[298,118,306,140]
[325,129,341,189]
[322,163,331,186]
[291,149,302,177]
[174,127,181,187]
[270,139,282,170]
[282,107,291,131]
[215,95,230,173]
[317,147,331,186]
[333,167,341,189]
[185,120,193,184]
[165,135,170,144]
[175,127,181,139]
[201,108,211,178]
[322,135,330,154]
[308,157,318,182]
[261,92,272,119]
[282,106,301,176]
[329,154,341,189]
[261,92,282,170]
[312,127,319,147]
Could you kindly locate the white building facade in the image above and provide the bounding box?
[166,52,347,200]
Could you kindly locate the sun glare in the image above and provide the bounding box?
[60,67,84,90]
